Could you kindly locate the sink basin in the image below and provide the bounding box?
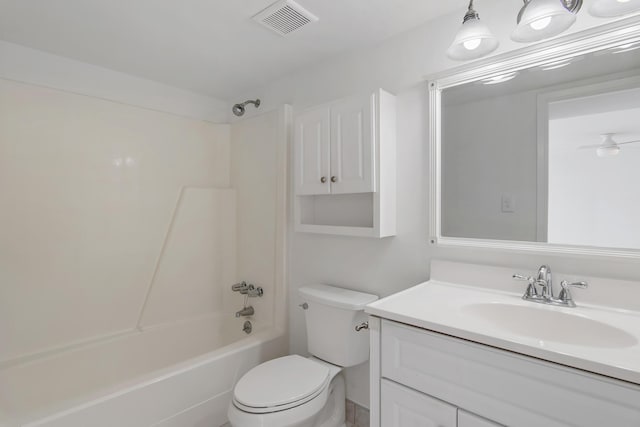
[461,303,638,348]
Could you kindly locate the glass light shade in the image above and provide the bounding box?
[447,19,499,61]
[597,145,621,157]
[589,0,640,17]
[511,0,577,43]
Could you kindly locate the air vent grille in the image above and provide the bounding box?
[252,0,318,36]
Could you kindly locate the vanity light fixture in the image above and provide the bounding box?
[447,0,499,61]
[590,0,640,17]
[511,0,581,43]
[447,0,639,61]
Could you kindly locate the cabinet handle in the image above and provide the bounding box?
[320,176,327,183]
[331,176,337,183]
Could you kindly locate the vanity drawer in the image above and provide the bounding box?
[381,379,456,427]
[381,319,640,427]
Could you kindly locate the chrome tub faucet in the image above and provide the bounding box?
[235,306,255,318]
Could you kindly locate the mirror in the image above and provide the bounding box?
[430,19,640,256]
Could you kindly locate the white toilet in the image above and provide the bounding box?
[227,284,378,427]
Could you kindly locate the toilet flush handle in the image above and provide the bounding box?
[355,322,369,332]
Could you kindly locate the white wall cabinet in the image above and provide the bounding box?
[370,319,640,427]
[329,94,375,194]
[294,89,396,238]
[295,94,375,196]
[294,106,331,195]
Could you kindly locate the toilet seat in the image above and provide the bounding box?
[232,355,330,414]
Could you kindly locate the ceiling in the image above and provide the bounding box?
[0,0,468,100]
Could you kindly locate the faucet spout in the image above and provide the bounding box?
[535,265,553,300]
[235,306,254,318]
[513,265,587,307]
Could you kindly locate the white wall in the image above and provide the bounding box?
[442,90,538,242]
[548,109,640,249]
[0,41,229,123]
[230,110,282,328]
[232,5,640,408]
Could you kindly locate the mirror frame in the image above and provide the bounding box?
[428,16,640,259]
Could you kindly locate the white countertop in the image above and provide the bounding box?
[366,280,640,385]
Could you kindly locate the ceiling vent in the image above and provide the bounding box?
[252,0,318,37]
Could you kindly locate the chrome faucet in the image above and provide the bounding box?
[513,265,588,307]
[232,281,250,293]
[232,281,263,318]
[235,306,254,318]
[231,282,264,297]
[535,264,553,300]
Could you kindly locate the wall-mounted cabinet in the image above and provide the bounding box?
[294,89,396,238]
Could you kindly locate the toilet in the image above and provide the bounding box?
[227,284,378,427]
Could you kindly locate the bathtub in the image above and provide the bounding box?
[0,314,286,427]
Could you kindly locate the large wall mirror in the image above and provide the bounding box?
[429,17,640,258]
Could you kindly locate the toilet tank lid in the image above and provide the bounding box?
[298,284,378,310]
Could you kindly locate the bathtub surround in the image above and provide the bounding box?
[0,78,231,364]
[0,73,289,424]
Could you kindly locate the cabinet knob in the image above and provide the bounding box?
[331,176,337,183]
[320,176,327,183]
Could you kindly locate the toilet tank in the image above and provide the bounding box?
[299,284,378,367]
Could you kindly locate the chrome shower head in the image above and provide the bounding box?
[232,99,261,117]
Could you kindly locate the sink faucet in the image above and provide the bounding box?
[513,265,588,307]
[535,265,553,300]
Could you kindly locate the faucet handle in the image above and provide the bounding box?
[561,280,588,289]
[513,274,534,284]
[232,281,248,292]
[558,280,588,307]
[513,274,537,297]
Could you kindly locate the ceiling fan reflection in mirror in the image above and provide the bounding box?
[578,133,640,157]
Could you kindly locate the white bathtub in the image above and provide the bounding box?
[0,315,286,427]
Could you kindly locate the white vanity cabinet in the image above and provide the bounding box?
[370,318,640,427]
[380,379,501,427]
[293,89,396,238]
[381,379,457,427]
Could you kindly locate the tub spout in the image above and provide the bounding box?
[235,306,254,318]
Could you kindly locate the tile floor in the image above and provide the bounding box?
[345,399,370,427]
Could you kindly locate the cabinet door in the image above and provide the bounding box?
[329,94,375,194]
[294,107,331,195]
[381,379,456,427]
[458,411,503,427]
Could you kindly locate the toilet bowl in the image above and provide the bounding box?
[227,284,377,427]
[227,355,345,427]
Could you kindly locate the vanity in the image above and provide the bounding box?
[363,18,640,427]
[365,261,640,427]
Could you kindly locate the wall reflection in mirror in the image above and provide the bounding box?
[441,42,640,250]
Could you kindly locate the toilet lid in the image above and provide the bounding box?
[233,355,330,409]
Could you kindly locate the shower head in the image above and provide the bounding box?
[232,99,261,117]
